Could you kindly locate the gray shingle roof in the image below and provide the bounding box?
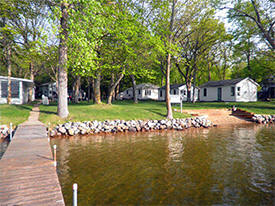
[159,84,184,90]
[136,83,159,89]
[200,78,244,87]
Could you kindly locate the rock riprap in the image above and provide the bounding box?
[0,125,10,139]
[49,116,213,137]
[252,114,275,124]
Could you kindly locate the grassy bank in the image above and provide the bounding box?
[39,101,190,126]
[0,104,33,126]
[40,100,275,126]
[175,100,275,114]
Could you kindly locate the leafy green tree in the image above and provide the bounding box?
[227,0,274,50]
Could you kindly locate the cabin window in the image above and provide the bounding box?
[237,87,241,96]
[126,90,129,94]
[174,89,177,95]
[1,81,8,98]
[1,81,19,98]
[160,90,163,97]
[138,89,141,95]
[203,88,207,96]
[145,89,151,96]
[184,90,186,96]
[231,87,235,96]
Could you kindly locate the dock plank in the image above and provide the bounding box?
[0,106,65,206]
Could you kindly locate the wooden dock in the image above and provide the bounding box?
[0,107,65,205]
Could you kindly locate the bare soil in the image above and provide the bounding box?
[182,109,252,125]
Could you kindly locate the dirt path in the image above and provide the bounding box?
[182,109,252,125]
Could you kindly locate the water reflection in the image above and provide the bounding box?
[51,124,275,206]
[0,138,10,159]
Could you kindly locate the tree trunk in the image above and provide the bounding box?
[7,45,12,105]
[107,70,124,105]
[28,62,34,102]
[115,83,120,100]
[94,72,101,104]
[87,76,91,103]
[186,81,192,103]
[72,76,81,103]
[108,73,114,101]
[131,75,138,103]
[91,77,95,103]
[208,62,211,81]
[192,68,197,103]
[57,2,69,118]
[165,0,176,120]
[166,53,173,119]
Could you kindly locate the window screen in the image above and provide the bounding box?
[1,81,8,98]
[11,81,19,98]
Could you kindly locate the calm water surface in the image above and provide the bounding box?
[51,124,275,205]
[0,138,9,159]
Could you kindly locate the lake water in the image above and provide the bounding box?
[0,138,9,159]
[51,124,275,205]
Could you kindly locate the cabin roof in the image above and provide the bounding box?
[159,84,184,90]
[0,76,33,83]
[200,78,246,87]
[200,77,259,87]
[136,83,159,89]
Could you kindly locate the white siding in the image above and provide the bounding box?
[158,85,199,103]
[0,80,33,104]
[200,87,217,101]
[122,87,159,100]
[222,86,236,101]
[199,78,258,102]
[141,88,159,100]
[236,79,257,102]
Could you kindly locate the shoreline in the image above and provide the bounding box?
[49,116,213,138]
[1,113,274,140]
[48,114,275,138]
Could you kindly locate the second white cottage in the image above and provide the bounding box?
[158,84,199,103]
[199,77,259,102]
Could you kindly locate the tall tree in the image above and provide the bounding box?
[57,1,70,118]
[227,0,274,50]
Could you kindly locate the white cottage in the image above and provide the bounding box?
[0,76,34,104]
[121,83,159,100]
[158,84,199,103]
[37,82,57,99]
[199,77,259,102]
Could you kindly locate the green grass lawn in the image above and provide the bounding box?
[40,100,275,126]
[0,104,33,126]
[39,100,190,126]
[175,100,275,114]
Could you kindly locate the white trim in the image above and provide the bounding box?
[0,76,33,83]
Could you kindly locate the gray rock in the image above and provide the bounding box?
[58,127,66,134]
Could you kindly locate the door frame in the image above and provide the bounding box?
[217,87,222,101]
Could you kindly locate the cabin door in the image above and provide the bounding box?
[217,88,222,101]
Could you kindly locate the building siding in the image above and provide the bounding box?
[158,85,198,103]
[200,78,258,102]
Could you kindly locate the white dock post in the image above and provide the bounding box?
[73,183,78,206]
[9,123,13,139]
[53,145,57,167]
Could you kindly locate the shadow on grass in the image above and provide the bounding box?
[39,109,57,115]
[14,105,33,111]
[145,109,166,118]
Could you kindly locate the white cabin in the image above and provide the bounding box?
[0,76,34,104]
[158,84,199,103]
[120,83,159,100]
[199,77,259,102]
[37,82,57,99]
